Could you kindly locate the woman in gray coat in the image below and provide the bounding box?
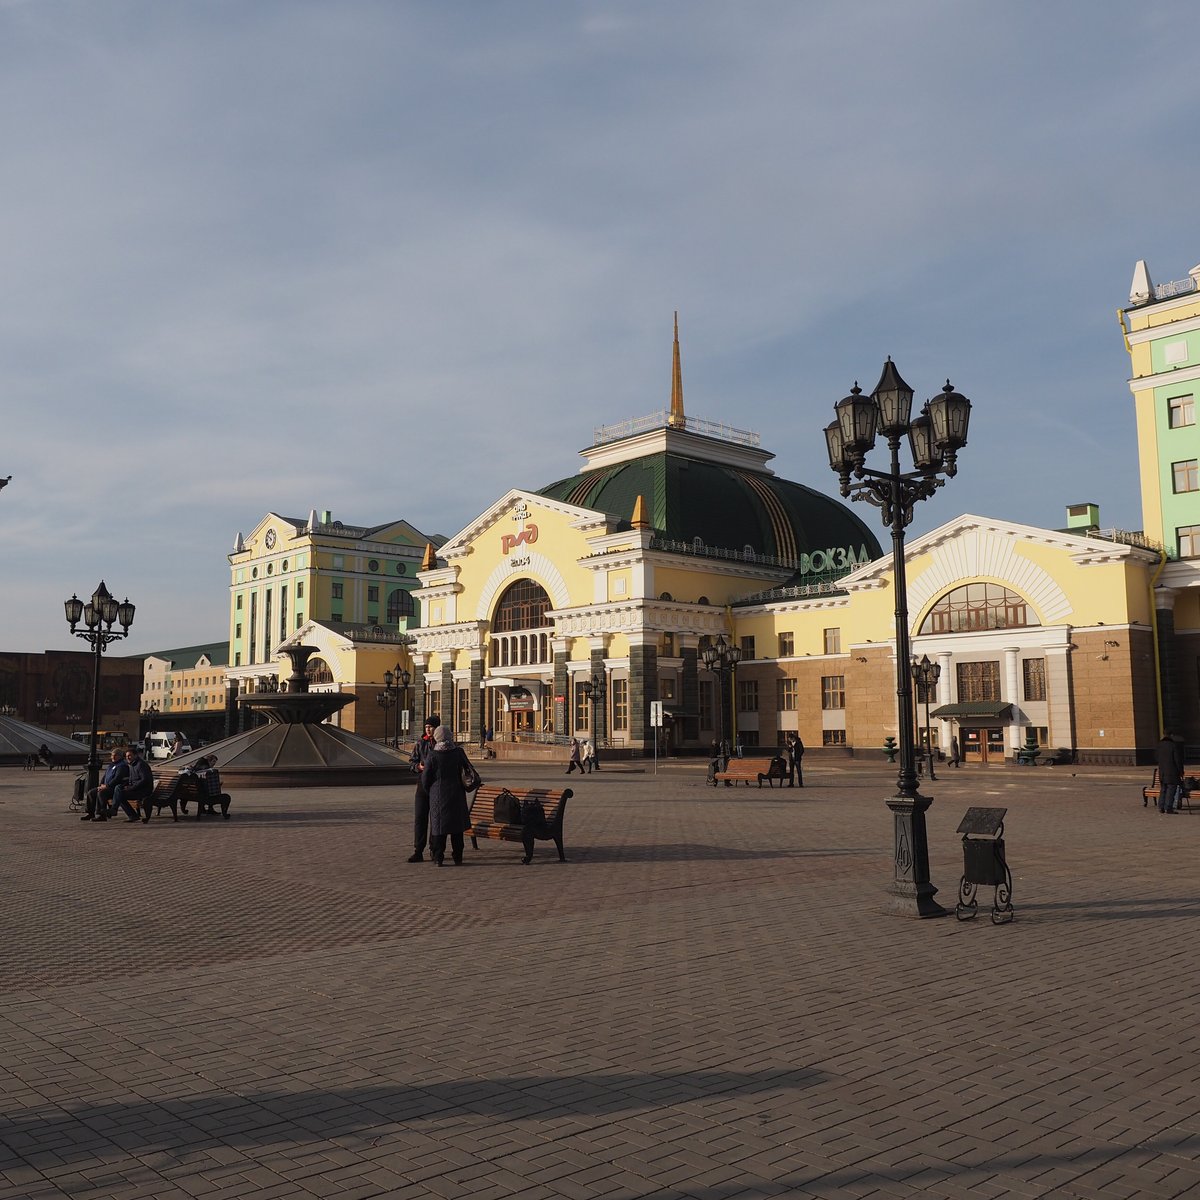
[423,725,472,865]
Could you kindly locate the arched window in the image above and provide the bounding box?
[919,582,1038,635]
[387,588,416,624]
[306,656,334,685]
[493,578,551,632]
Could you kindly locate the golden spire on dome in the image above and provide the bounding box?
[668,310,685,429]
[421,541,437,571]
[631,494,650,530]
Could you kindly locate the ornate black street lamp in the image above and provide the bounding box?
[825,358,970,918]
[35,697,57,728]
[65,582,135,796]
[141,701,158,752]
[911,654,941,781]
[376,688,395,746]
[385,663,410,748]
[701,636,742,766]
[578,672,606,742]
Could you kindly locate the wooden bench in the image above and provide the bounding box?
[1142,767,1198,811]
[711,756,788,788]
[467,785,571,861]
[143,773,232,822]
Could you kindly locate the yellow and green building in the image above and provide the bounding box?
[409,321,1165,763]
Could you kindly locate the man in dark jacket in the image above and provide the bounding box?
[81,749,129,821]
[111,746,154,822]
[786,733,805,787]
[407,718,439,861]
[1156,732,1185,814]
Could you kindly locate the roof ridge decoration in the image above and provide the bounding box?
[668,311,685,429]
[421,542,437,571]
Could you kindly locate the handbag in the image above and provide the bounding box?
[519,796,546,826]
[460,751,482,793]
[493,788,522,824]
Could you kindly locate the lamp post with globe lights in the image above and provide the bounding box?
[701,635,742,768]
[825,359,970,918]
[911,654,941,782]
[65,582,135,796]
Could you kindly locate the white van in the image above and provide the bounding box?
[146,731,191,761]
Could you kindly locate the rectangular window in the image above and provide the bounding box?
[778,632,794,657]
[822,729,847,746]
[574,680,590,730]
[331,582,344,600]
[249,592,257,665]
[1023,658,1047,702]
[279,585,288,642]
[457,688,469,740]
[296,581,305,599]
[777,677,798,711]
[739,729,760,749]
[740,636,755,660]
[1179,526,1200,558]
[235,623,242,639]
[821,675,846,709]
[234,652,241,666]
[662,632,675,657]
[611,678,629,731]
[823,627,841,655]
[367,585,379,603]
[660,677,676,701]
[331,612,342,623]
[956,660,1001,702]
[737,679,758,712]
[1174,460,1199,493]
[236,594,243,610]
[1169,394,1195,428]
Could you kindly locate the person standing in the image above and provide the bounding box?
[422,725,471,866]
[566,736,583,775]
[949,736,961,767]
[1157,731,1185,814]
[407,718,438,862]
[786,733,805,788]
[81,749,128,821]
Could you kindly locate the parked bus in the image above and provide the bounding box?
[70,730,132,753]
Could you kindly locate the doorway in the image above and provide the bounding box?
[960,726,1007,764]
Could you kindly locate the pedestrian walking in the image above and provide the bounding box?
[1156,731,1185,814]
[566,736,583,775]
[949,736,961,767]
[581,738,595,773]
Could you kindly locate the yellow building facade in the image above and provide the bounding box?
[409,322,1164,763]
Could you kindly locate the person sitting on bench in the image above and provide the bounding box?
[110,745,154,822]
[81,749,129,821]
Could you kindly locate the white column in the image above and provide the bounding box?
[1003,646,1020,753]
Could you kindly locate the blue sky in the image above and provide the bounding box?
[2,0,1198,653]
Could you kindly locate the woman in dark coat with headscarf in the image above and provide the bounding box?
[423,725,472,865]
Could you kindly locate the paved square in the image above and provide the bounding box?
[2,758,1198,1199]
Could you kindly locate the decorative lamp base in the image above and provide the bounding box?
[884,793,948,918]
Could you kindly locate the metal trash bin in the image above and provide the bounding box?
[956,806,1014,924]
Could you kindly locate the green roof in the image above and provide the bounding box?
[538,452,881,565]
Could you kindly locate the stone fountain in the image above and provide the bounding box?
[167,645,412,788]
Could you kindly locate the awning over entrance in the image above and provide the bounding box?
[930,702,1013,719]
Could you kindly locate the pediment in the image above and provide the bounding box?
[438,489,616,559]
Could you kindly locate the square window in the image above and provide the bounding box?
[1169,395,1195,428]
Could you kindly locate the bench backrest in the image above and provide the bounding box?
[472,785,570,823]
[721,757,777,772]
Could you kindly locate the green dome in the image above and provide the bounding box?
[538,451,882,571]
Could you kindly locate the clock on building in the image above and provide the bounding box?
[265,529,277,549]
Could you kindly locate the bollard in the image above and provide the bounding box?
[955,806,1014,924]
